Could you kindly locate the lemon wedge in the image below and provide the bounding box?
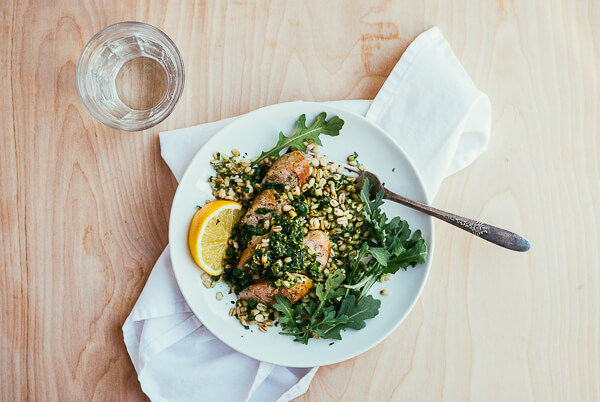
[188,200,242,275]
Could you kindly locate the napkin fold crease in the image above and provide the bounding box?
[123,26,491,402]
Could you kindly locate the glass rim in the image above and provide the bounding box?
[76,21,185,132]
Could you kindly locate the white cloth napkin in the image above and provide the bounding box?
[123,26,491,402]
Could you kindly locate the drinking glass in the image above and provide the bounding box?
[76,22,184,131]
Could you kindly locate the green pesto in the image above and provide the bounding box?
[255,207,275,215]
[248,214,318,281]
[260,182,285,192]
[223,266,252,292]
[292,195,309,217]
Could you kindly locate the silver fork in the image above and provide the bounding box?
[348,167,531,252]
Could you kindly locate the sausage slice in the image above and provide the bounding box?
[262,151,310,188]
[241,189,287,227]
[303,230,330,271]
[236,235,268,269]
[238,274,313,305]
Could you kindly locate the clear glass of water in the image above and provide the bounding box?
[76,22,185,131]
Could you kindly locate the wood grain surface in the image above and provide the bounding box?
[1,1,599,401]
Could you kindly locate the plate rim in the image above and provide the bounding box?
[168,101,435,367]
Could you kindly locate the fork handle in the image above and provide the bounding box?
[383,189,531,252]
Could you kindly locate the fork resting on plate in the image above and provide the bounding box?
[347,167,531,252]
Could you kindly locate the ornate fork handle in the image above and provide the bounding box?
[383,188,531,252]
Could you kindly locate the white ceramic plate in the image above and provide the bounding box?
[169,101,434,367]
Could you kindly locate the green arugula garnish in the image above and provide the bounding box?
[317,294,381,339]
[273,270,381,344]
[344,177,428,299]
[252,113,344,166]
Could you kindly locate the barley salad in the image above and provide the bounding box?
[196,112,428,344]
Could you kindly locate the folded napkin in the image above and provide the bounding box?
[123,26,491,402]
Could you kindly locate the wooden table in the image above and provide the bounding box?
[2,1,598,400]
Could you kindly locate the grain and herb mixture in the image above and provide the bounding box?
[201,113,428,343]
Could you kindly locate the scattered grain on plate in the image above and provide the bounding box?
[336,216,349,227]
[216,292,223,301]
[380,289,390,296]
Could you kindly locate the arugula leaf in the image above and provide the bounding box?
[272,296,296,326]
[360,178,384,221]
[315,270,346,302]
[252,113,344,166]
[316,295,381,339]
[369,247,390,266]
[337,294,381,330]
[273,295,309,342]
[344,243,370,288]
[384,230,428,274]
[303,298,318,316]
[313,315,348,340]
[384,217,411,245]
[360,177,427,268]
[388,237,404,255]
